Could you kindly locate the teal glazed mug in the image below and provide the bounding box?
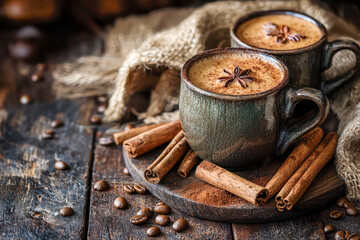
[179,48,329,169]
[231,10,360,95]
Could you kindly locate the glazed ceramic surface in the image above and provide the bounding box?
[231,10,360,95]
[180,48,329,169]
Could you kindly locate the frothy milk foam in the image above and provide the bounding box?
[188,52,284,95]
[236,14,323,51]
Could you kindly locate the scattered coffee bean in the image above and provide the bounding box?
[130,214,149,225]
[345,207,359,216]
[20,94,31,105]
[94,180,109,191]
[155,215,170,226]
[154,202,171,215]
[134,184,147,194]
[42,129,55,139]
[344,201,356,209]
[113,197,127,209]
[124,123,134,131]
[98,137,114,146]
[59,207,74,217]
[335,231,346,240]
[31,72,43,82]
[51,119,63,128]
[8,41,36,60]
[349,235,360,240]
[324,224,334,233]
[55,160,69,170]
[124,184,135,194]
[336,197,347,208]
[97,104,107,113]
[97,95,108,103]
[330,210,342,219]
[123,167,130,175]
[136,208,153,218]
[90,115,102,125]
[172,218,188,232]
[36,63,46,72]
[146,226,160,237]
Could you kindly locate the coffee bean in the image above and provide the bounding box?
[324,224,334,233]
[20,94,31,105]
[97,95,108,103]
[124,123,134,131]
[97,104,107,113]
[98,137,114,146]
[345,207,359,216]
[134,184,147,194]
[55,160,69,170]
[155,215,170,226]
[330,210,342,219]
[349,235,360,240]
[154,202,171,215]
[124,184,135,194]
[36,63,47,72]
[59,207,74,217]
[335,231,346,240]
[130,214,149,225]
[123,167,130,175]
[146,226,160,237]
[336,197,347,208]
[94,180,109,191]
[136,208,153,218]
[51,119,63,128]
[344,201,356,209]
[31,72,43,82]
[172,218,188,232]
[113,197,127,209]
[90,115,102,125]
[8,41,36,60]
[42,129,55,139]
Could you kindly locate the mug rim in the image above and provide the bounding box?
[230,10,328,55]
[181,47,289,101]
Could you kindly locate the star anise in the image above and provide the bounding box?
[263,22,305,44]
[217,66,255,88]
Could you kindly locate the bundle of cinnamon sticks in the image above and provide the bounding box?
[116,121,338,210]
[115,120,200,184]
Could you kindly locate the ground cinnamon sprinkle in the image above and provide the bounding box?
[177,181,247,206]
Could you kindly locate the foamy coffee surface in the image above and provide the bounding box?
[188,52,284,95]
[236,14,323,50]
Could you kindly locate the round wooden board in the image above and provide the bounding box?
[123,112,345,223]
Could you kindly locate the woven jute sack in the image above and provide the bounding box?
[53,0,360,201]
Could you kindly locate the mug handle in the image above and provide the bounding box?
[321,40,360,95]
[275,87,329,155]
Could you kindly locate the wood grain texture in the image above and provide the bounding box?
[232,215,326,240]
[0,99,94,239]
[87,145,233,240]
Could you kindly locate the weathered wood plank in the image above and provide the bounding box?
[0,98,94,240]
[232,215,326,240]
[87,144,233,240]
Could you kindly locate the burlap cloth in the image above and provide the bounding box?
[53,0,360,201]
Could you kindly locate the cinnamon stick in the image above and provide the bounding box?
[123,120,181,158]
[265,127,323,201]
[113,123,165,145]
[195,160,268,205]
[283,132,338,211]
[275,132,330,211]
[144,131,189,184]
[177,149,200,178]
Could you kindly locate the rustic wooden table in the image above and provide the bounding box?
[1,4,360,239]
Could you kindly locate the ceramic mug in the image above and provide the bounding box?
[231,10,360,95]
[180,48,329,169]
